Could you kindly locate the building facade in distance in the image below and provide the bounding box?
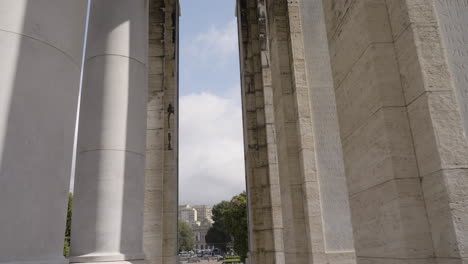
[178,204,214,250]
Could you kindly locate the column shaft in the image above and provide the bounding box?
[71,0,148,262]
[322,0,468,263]
[144,0,179,264]
[388,0,468,262]
[298,0,357,263]
[0,1,87,263]
[237,0,286,263]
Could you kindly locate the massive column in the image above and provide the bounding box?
[263,0,357,263]
[238,0,357,263]
[144,0,179,264]
[159,2,179,262]
[237,0,286,263]
[389,0,468,262]
[431,1,468,261]
[322,0,434,263]
[266,0,315,262]
[0,1,87,263]
[298,0,356,263]
[434,0,468,135]
[321,0,468,263]
[70,0,148,263]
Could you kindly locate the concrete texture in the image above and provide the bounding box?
[0,1,87,263]
[71,0,148,262]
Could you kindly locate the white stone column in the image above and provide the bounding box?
[70,0,148,263]
[0,1,87,264]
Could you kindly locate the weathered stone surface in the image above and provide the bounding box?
[343,107,418,195]
[408,92,468,176]
[423,169,468,258]
[350,178,433,258]
[388,0,468,263]
[327,0,393,87]
[299,0,355,257]
[385,0,438,39]
[335,44,405,139]
[394,22,452,103]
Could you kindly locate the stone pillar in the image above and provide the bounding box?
[0,1,87,263]
[387,0,468,262]
[322,0,468,263]
[264,0,357,263]
[266,0,314,262]
[297,0,356,263]
[70,0,148,263]
[322,0,435,262]
[237,0,286,263]
[434,0,468,135]
[144,1,166,263]
[160,2,179,263]
[144,0,179,264]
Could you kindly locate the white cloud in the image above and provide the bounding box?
[185,19,238,63]
[179,89,246,205]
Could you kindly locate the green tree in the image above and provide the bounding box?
[64,193,73,256]
[178,221,195,252]
[205,200,231,252]
[224,192,248,262]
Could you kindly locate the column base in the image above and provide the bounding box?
[70,259,145,264]
[69,253,146,263]
[70,260,147,264]
[70,261,147,264]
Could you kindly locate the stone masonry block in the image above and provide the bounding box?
[342,107,418,195]
[385,0,438,39]
[350,178,433,258]
[395,23,452,103]
[423,169,468,258]
[335,43,405,138]
[407,91,468,177]
[328,0,393,86]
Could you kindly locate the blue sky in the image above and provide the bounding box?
[178,0,246,205]
[180,0,240,96]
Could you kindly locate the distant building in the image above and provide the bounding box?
[178,204,198,224]
[193,218,213,250]
[192,205,213,223]
[178,204,214,250]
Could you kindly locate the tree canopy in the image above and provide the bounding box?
[224,192,248,262]
[64,193,72,257]
[205,200,232,252]
[206,192,248,261]
[178,221,195,252]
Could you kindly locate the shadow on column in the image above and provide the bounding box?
[0,1,87,263]
[71,0,147,261]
